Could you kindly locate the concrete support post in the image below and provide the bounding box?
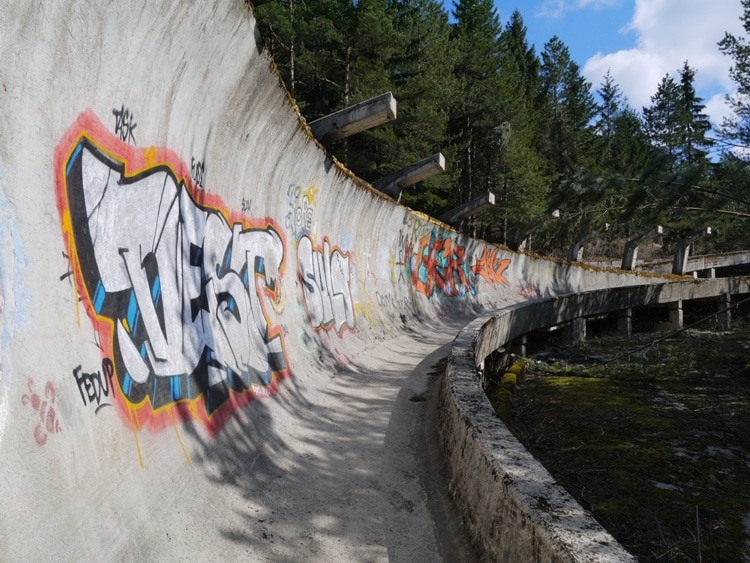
[562,318,586,345]
[309,92,396,141]
[672,227,711,275]
[668,300,683,330]
[616,308,632,336]
[371,153,445,199]
[672,243,691,276]
[622,226,663,270]
[718,293,732,330]
[511,335,527,357]
[567,223,609,262]
[438,192,495,225]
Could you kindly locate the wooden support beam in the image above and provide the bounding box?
[372,153,445,198]
[308,92,396,142]
[438,192,495,225]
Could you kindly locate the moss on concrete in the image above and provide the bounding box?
[488,327,750,561]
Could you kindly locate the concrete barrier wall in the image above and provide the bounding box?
[438,277,750,561]
[439,315,636,561]
[0,2,671,559]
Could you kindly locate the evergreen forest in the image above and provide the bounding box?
[255,0,750,260]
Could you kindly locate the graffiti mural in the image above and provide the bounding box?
[407,233,511,299]
[298,236,355,335]
[410,231,475,298]
[55,110,289,433]
[471,246,511,286]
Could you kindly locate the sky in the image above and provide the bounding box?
[487,0,746,130]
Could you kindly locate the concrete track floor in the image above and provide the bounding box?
[146,317,479,562]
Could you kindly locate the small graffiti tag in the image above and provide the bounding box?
[112,105,137,145]
[191,157,205,188]
[73,359,115,413]
[285,184,317,240]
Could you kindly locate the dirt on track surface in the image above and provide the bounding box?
[490,325,750,562]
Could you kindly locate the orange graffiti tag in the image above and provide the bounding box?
[471,246,511,286]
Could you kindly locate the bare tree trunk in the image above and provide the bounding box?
[289,0,295,94]
[465,117,473,205]
[341,43,352,164]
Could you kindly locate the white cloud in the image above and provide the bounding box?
[705,93,733,130]
[538,0,565,19]
[537,0,622,19]
[583,0,744,125]
[539,0,617,18]
[577,0,619,7]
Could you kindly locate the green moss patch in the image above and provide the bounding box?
[488,328,750,561]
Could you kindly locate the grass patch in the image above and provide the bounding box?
[487,327,750,561]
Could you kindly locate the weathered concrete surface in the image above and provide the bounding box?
[440,316,636,562]
[591,250,750,275]
[438,278,750,561]
[0,1,674,560]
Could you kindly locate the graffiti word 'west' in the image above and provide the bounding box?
[60,137,286,416]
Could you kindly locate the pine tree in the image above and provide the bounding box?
[535,36,598,252]
[256,0,458,212]
[501,10,539,103]
[642,64,712,179]
[474,10,548,246]
[357,0,459,214]
[595,70,622,150]
[676,61,713,170]
[595,70,650,175]
[636,63,714,240]
[559,72,648,249]
[536,37,598,181]
[449,0,503,207]
[718,0,750,155]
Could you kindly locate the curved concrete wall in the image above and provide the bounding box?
[0,2,671,559]
[440,314,636,562]
[438,277,750,561]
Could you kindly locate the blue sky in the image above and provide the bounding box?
[452,0,746,128]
